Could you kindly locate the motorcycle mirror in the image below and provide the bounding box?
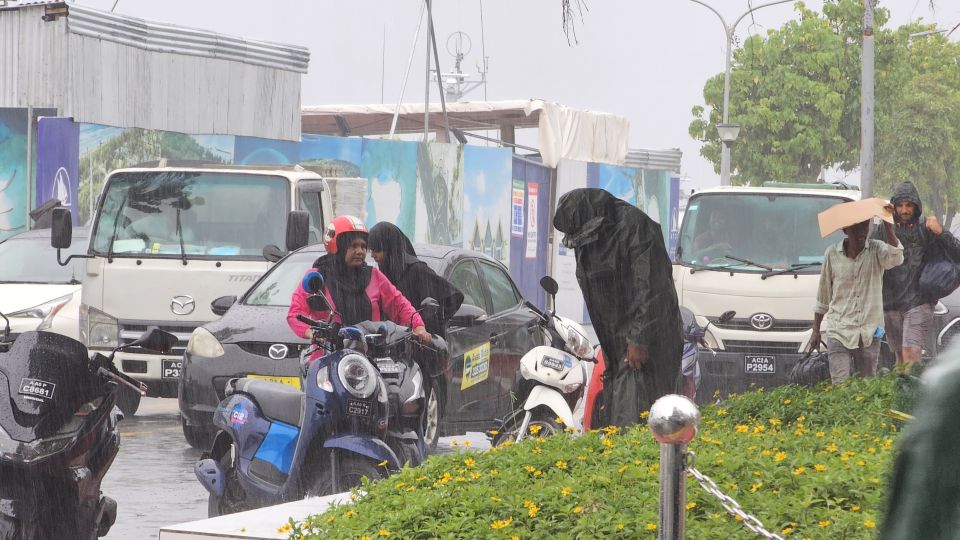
[302,271,324,294]
[418,297,440,319]
[719,310,737,323]
[125,327,178,353]
[306,294,331,312]
[539,276,559,296]
[262,244,284,262]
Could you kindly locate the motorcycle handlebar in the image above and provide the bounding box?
[296,314,322,327]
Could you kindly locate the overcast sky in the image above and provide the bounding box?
[80,0,960,190]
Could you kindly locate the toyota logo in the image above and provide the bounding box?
[170,295,195,316]
[750,313,775,331]
[268,344,289,360]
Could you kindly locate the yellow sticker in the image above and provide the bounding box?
[461,342,491,390]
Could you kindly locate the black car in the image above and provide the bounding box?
[178,243,543,449]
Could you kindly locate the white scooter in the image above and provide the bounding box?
[492,276,596,444]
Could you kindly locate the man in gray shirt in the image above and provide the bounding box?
[807,219,903,383]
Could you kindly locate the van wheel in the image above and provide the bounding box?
[116,386,141,417]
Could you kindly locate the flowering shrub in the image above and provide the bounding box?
[288,375,901,539]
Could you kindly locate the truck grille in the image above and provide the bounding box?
[710,318,812,332]
[119,321,200,356]
[722,340,802,354]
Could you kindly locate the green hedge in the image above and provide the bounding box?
[287,376,902,539]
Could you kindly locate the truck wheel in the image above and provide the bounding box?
[181,416,213,450]
[116,386,141,417]
[306,454,385,497]
[424,380,442,453]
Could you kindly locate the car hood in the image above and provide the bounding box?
[0,283,80,313]
[203,303,308,344]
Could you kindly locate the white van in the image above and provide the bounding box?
[50,161,334,414]
[673,183,860,399]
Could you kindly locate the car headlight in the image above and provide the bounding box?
[564,326,593,359]
[186,327,224,358]
[315,364,334,392]
[81,304,119,348]
[337,353,378,399]
[8,293,73,331]
[935,301,948,316]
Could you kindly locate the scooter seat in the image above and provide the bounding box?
[233,378,304,427]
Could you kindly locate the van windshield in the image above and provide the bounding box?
[677,193,849,273]
[91,171,289,259]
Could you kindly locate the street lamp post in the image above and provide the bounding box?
[687,0,794,186]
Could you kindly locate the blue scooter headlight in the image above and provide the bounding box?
[338,354,378,398]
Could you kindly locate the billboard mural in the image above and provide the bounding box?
[0,108,28,238]
[463,145,512,265]
[36,118,80,223]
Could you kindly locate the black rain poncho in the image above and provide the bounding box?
[872,181,960,310]
[553,188,683,427]
[368,222,464,339]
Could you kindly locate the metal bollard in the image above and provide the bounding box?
[649,394,701,540]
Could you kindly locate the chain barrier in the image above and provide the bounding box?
[686,452,785,540]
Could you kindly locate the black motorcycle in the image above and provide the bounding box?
[0,311,175,540]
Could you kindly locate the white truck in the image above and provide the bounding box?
[672,183,861,399]
[50,161,334,415]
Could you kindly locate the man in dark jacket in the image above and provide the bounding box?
[872,182,960,368]
[553,188,683,428]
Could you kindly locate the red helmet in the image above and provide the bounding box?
[324,215,368,254]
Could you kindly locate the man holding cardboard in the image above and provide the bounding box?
[807,199,903,383]
[871,182,960,369]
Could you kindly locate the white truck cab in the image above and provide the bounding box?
[673,182,860,399]
[50,161,335,414]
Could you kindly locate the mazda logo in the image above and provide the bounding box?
[170,295,195,316]
[750,313,775,331]
[268,344,289,360]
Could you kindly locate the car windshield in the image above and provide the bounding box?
[244,251,319,307]
[677,193,847,272]
[91,171,290,259]
[0,234,86,284]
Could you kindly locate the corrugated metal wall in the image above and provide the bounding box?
[0,4,304,141]
[625,148,683,173]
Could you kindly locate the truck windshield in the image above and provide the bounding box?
[677,193,848,273]
[91,171,289,259]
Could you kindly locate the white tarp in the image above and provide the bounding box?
[526,100,630,168]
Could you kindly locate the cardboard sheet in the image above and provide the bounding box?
[818,197,893,237]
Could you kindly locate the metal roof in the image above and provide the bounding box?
[625,148,682,173]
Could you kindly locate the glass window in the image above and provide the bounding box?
[0,233,87,284]
[481,262,520,314]
[92,172,290,259]
[677,193,848,272]
[244,251,319,307]
[298,186,326,245]
[449,261,487,313]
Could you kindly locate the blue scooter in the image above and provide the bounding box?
[195,272,401,516]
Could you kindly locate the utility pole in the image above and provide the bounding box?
[860,0,875,197]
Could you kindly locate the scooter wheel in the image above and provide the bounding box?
[423,380,442,453]
[492,410,563,446]
[305,454,386,497]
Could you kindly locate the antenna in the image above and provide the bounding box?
[435,29,488,101]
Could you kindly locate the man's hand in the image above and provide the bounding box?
[926,216,943,235]
[413,325,432,345]
[624,343,648,370]
[805,329,822,353]
[305,328,314,341]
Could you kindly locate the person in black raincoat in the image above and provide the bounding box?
[553,188,683,428]
[872,181,960,368]
[368,222,464,338]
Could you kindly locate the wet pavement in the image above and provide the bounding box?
[101,398,489,539]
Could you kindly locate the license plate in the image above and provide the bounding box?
[376,360,402,374]
[347,399,371,417]
[162,359,182,379]
[247,374,302,389]
[744,355,776,374]
[541,356,564,371]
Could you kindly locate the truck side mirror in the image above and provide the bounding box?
[51,208,73,249]
[286,211,310,252]
[262,244,284,262]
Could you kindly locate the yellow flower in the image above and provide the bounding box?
[818,520,832,527]
[865,520,876,529]
[717,408,728,416]
[686,502,697,510]
[761,450,772,457]
[377,460,389,467]
[826,442,839,452]
[378,529,391,537]
[577,455,587,461]
[602,438,615,448]
[488,430,499,436]
[511,537,520,540]
[618,465,629,474]
[470,472,482,479]
[645,523,657,530]
[753,424,766,433]
[490,469,499,475]
[529,425,542,435]
[814,464,827,472]
[573,506,584,514]
[533,470,542,477]
[769,418,782,427]
[556,460,568,470]
[782,527,794,535]
[523,465,536,473]
[464,457,475,467]
[561,486,572,497]
[361,536,372,540]
[490,516,513,530]
[855,395,865,402]
[531,446,542,455]
[851,505,861,512]
[618,524,625,530]
[783,399,792,405]
[640,410,650,419]
[816,431,826,438]
[773,451,787,462]
[524,500,539,518]
[463,440,472,447]
[555,417,565,424]
[735,425,749,433]
[277,523,292,533]
[491,496,502,502]
[751,482,764,492]
[344,510,356,518]
[793,467,806,476]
